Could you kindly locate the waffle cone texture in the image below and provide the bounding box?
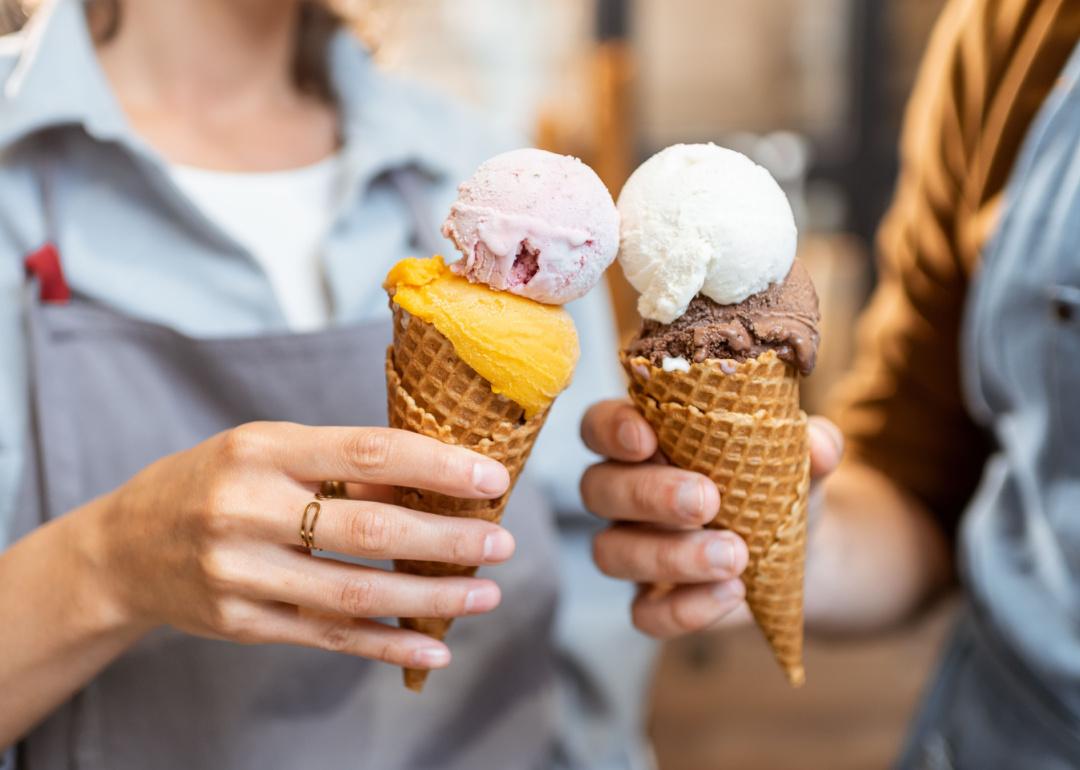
[386,305,548,691]
[622,350,810,686]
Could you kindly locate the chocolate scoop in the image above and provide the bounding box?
[627,260,820,375]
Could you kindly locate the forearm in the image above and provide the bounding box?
[804,460,952,634]
[0,497,148,747]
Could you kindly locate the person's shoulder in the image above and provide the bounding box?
[0,27,33,143]
[0,29,43,257]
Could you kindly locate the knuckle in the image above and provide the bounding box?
[661,476,691,518]
[208,597,249,636]
[202,479,230,516]
[348,430,393,471]
[374,639,403,664]
[338,577,379,616]
[446,527,477,564]
[197,549,234,588]
[200,481,240,536]
[319,620,356,653]
[219,423,268,465]
[432,447,466,486]
[669,595,709,632]
[655,539,683,578]
[629,472,656,516]
[429,585,462,618]
[350,509,391,554]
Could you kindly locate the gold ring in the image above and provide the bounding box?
[317,480,346,500]
[300,500,322,550]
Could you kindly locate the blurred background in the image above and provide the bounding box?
[346,1,957,767]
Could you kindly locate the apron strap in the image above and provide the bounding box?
[17,158,69,533]
[24,146,70,304]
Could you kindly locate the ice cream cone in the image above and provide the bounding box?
[383,148,617,691]
[622,349,810,686]
[386,305,549,691]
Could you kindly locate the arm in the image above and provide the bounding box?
[804,462,950,633]
[0,424,517,747]
[0,505,150,746]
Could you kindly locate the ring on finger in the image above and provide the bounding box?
[299,500,322,550]
[318,480,346,499]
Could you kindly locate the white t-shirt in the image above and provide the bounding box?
[168,155,344,331]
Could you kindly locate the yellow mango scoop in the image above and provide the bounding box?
[384,256,579,418]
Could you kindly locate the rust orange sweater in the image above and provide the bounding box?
[829,0,1080,537]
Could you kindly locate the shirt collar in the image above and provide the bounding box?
[0,0,459,184]
[0,0,130,150]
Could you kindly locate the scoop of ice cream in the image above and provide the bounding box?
[443,148,619,305]
[627,260,820,375]
[617,143,797,323]
[384,256,580,417]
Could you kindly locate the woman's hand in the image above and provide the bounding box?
[87,422,515,672]
[580,401,843,639]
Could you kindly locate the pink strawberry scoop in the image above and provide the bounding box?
[442,148,619,305]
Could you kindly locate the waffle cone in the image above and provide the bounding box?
[386,306,549,691]
[622,350,810,686]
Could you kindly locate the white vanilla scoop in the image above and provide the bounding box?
[616,143,797,323]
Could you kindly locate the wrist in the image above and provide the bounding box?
[64,494,155,641]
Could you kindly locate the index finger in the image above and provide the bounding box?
[580,400,658,462]
[267,424,510,499]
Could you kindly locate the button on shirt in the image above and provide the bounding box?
[0,2,656,768]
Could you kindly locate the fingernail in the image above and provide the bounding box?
[712,579,745,604]
[705,536,736,573]
[410,647,450,668]
[616,419,641,454]
[482,531,514,563]
[676,480,705,520]
[473,461,508,495]
[464,584,499,613]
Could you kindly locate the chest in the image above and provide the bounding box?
[22,134,437,335]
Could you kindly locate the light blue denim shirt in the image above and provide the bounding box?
[0,2,656,768]
[957,39,1080,718]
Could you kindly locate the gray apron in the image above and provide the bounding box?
[897,40,1080,770]
[12,173,559,770]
